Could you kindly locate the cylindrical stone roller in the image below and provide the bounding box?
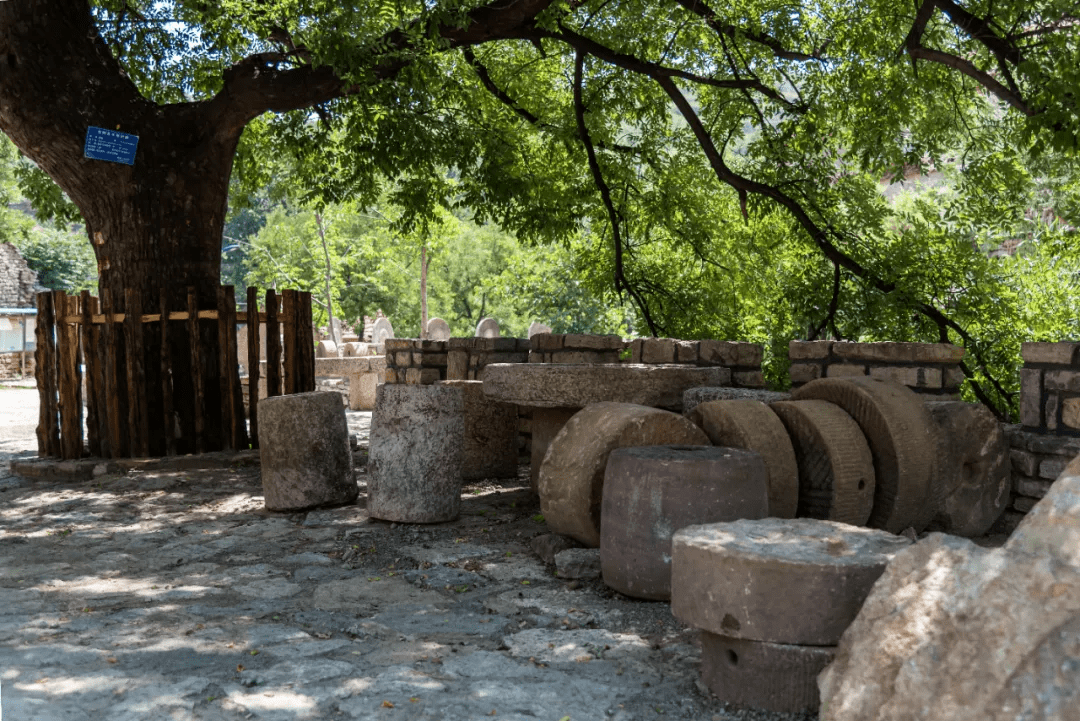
[600,444,769,600]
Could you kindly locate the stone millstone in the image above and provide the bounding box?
[792,377,935,533]
[699,632,835,714]
[683,387,790,416]
[769,400,875,525]
[438,380,518,480]
[258,391,358,512]
[818,534,1080,721]
[538,402,710,547]
[688,400,799,518]
[670,518,911,645]
[600,445,769,600]
[1007,454,1080,569]
[368,384,464,523]
[923,400,1010,537]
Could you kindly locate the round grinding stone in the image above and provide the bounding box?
[688,400,799,518]
[538,402,709,547]
[670,517,912,645]
[699,631,836,714]
[792,377,936,533]
[770,400,876,525]
[600,445,769,600]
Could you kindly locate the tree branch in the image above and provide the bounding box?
[906,44,1034,114]
[672,0,827,62]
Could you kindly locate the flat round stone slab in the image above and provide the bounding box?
[258,391,357,512]
[482,363,731,411]
[670,518,912,645]
[601,445,769,600]
[700,631,836,714]
[538,402,710,546]
[688,400,799,518]
[793,377,936,533]
[770,400,875,525]
[683,387,790,416]
[924,401,1010,537]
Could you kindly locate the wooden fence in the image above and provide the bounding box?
[35,286,315,460]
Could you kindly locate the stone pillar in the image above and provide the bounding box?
[368,384,465,523]
[438,380,518,479]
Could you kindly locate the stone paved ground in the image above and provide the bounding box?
[0,384,812,721]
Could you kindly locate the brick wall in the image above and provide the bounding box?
[789,340,964,396]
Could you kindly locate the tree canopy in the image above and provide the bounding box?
[2,0,1080,416]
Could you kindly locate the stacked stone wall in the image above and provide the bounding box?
[528,333,625,364]
[0,351,33,380]
[998,426,1079,533]
[384,337,530,384]
[788,341,964,396]
[1018,342,1080,435]
[628,338,764,388]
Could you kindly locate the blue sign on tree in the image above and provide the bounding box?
[84,127,139,165]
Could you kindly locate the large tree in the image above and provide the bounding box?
[1,0,1078,423]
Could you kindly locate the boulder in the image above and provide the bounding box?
[688,400,798,518]
[258,391,357,511]
[554,548,601,580]
[819,533,1080,721]
[368,384,464,523]
[1006,454,1080,568]
[538,402,709,547]
[530,533,582,565]
[601,445,769,600]
[671,518,910,646]
[923,400,1010,537]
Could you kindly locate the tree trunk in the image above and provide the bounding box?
[315,211,339,347]
[420,245,429,339]
[0,1,242,454]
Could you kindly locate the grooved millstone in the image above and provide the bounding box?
[538,402,710,547]
[600,445,769,600]
[769,400,875,525]
[924,401,1010,537]
[792,377,936,533]
[688,400,799,518]
[670,518,912,645]
[699,632,836,714]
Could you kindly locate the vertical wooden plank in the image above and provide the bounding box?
[265,289,281,398]
[247,287,261,449]
[55,291,80,459]
[188,288,204,455]
[160,288,176,456]
[100,290,124,458]
[217,285,234,451]
[282,289,297,395]
[223,285,247,449]
[90,295,109,456]
[124,288,148,457]
[299,291,316,392]
[80,291,101,457]
[34,292,59,457]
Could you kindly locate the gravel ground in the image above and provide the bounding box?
[0,385,816,721]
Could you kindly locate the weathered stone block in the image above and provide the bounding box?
[1014,496,1039,513]
[384,338,414,353]
[348,371,380,411]
[446,349,468,379]
[528,351,544,363]
[942,365,965,389]
[550,350,587,364]
[382,368,399,384]
[438,380,518,480]
[368,384,465,523]
[1047,393,1060,431]
[682,387,790,416]
[563,333,624,351]
[676,340,699,363]
[423,352,448,367]
[732,370,764,388]
[1063,397,1080,429]
[788,340,832,359]
[831,341,964,364]
[1010,448,1039,477]
[531,333,564,351]
[554,548,601,580]
[698,340,739,366]
[1015,477,1053,499]
[394,351,412,368]
[735,343,764,367]
[788,363,821,384]
[1021,341,1080,365]
[1040,457,1068,480]
[1008,456,1080,568]
[825,363,867,378]
[258,391,357,512]
[1045,369,1080,392]
[1020,368,1044,427]
[641,338,675,364]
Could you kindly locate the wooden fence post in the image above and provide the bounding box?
[265,289,281,398]
[160,288,176,456]
[80,290,102,458]
[187,287,205,454]
[34,292,59,457]
[124,288,148,457]
[246,287,261,448]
